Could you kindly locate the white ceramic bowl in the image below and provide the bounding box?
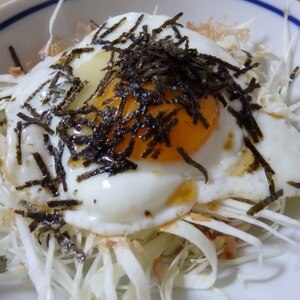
[1,1,300,299]
[1,0,300,73]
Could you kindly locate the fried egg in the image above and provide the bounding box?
[1,12,300,239]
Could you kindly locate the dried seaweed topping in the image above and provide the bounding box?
[92,17,127,43]
[234,62,260,77]
[23,79,51,104]
[15,200,85,262]
[14,121,22,165]
[17,111,54,134]
[15,209,64,229]
[242,50,253,67]
[287,181,300,189]
[55,232,86,262]
[243,137,282,215]
[91,20,108,44]
[177,146,208,182]
[8,45,24,72]
[0,256,7,274]
[51,47,94,73]
[244,137,275,194]
[18,199,38,211]
[246,189,283,216]
[290,66,300,81]
[16,152,60,196]
[47,199,81,208]
[43,134,67,192]
[14,13,262,194]
[14,47,91,193]
[152,12,184,35]
[109,14,145,46]
[70,14,260,179]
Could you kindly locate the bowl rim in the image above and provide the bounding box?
[0,0,59,32]
[0,0,300,35]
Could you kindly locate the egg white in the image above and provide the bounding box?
[198,111,300,202]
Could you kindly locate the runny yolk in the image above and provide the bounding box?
[91,80,219,162]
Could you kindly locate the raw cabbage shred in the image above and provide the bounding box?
[0,4,300,300]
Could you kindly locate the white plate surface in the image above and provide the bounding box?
[1,0,300,299]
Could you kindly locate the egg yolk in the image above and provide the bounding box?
[91,79,219,162]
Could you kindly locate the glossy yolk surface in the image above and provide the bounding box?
[91,80,219,161]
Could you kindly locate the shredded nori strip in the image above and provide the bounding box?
[0,256,7,274]
[15,200,85,262]
[109,14,145,46]
[290,66,300,81]
[33,152,58,195]
[93,17,126,43]
[16,152,59,196]
[243,137,282,215]
[43,134,67,192]
[55,232,86,262]
[15,209,64,228]
[47,199,81,208]
[177,146,208,182]
[244,77,261,95]
[234,62,260,77]
[19,199,38,212]
[242,50,253,67]
[23,79,51,104]
[244,137,275,195]
[91,20,108,44]
[287,181,300,189]
[77,156,137,181]
[17,112,54,134]
[152,12,183,35]
[246,189,284,216]
[8,45,24,72]
[14,121,22,165]
[51,47,94,73]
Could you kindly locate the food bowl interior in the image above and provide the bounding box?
[1,1,300,300]
[1,0,297,74]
